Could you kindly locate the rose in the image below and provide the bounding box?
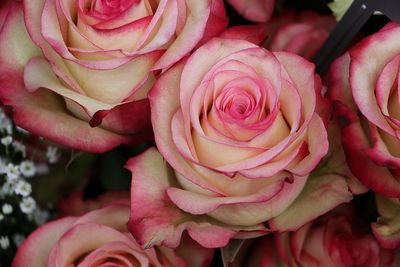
[125,37,331,249]
[227,0,275,22]
[264,10,335,60]
[0,0,227,152]
[231,205,397,267]
[12,201,213,267]
[328,23,400,197]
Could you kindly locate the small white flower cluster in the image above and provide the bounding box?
[0,107,56,252]
[0,160,36,215]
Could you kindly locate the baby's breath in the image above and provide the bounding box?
[1,136,12,146]
[1,204,12,215]
[0,107,56,262]
[19,197,36,214]
[46,146,60,164]
[14,180,32,197]
[19,160,35,178]
[5,163,20,181]
[0,236,9,250]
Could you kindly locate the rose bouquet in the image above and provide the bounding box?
[0,0,400,266]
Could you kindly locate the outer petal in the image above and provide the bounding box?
[153,0,228,70]
[320,119,368,194]
[268,173,353,231]
[167,173,306,226]
[337,102,400,197]
[227,0,275,23]
[330,54,400,197]
[12,217,76,267]
[126,148,239,249]
[195,0,228,47]
[350,23,400,135]
[149,58,225,193]
[219,24,268,45]
[0,1,41,70]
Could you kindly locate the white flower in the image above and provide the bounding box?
[0,213,4,221]
[2,203,13,214]
[14,180,32,197]
[0,181,16,196]
[0,236,9,249]
[1,136,12,146]
[46,146,60,164]
[5,163,20,181]
[19,197,36,214]
[12,141,26,157]
[19,160,35,178]
[12,234,25,247]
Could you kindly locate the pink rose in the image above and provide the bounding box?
[232,205,396,267]
[329,23,400,197]
[227,0,275,22]
[265,10,336,60]
[0,0,227,152]
[126,38,332,249]
[12,202,213,267]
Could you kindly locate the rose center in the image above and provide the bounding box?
[217,87,256,120]
[88,0,136,17]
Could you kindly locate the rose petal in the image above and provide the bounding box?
[150,58,226,194]
[350,23,400,136]
[336,101,400,197]
[12,217,76,267]
[168,173,306,226]
[228,0,275,23]
[153,0,228,70]
[269,173,353,231]
[219,25,268,45]
[48,222,137,266]
[126,148,238,249]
